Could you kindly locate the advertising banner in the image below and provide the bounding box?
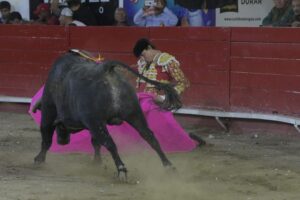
[216,0,274,27]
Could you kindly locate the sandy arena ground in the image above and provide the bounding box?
[0,111,300,200]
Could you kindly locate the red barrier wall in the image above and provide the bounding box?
[0,25,69,96]
[230,28,300,117]
[0,25,299,117]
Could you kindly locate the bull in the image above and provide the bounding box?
[34,50,182,179]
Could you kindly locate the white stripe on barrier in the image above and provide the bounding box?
[1,96,299,133]
[0,96,31,103]
[175,108,300,133]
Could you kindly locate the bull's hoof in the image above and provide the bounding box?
[162,160,173,167]
[163,161,177,173]
[117,165,128,182]
[165,164,177,172]
[188,133,206,147]
[34,155,45,164]
[93,155,102,165]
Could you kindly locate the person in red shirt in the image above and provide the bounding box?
[32,3,59,25]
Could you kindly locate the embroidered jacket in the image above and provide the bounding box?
[136,52,190,95]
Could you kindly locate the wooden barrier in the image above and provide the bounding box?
[0,25,68,96]
[230,28,300,117]
[0,25,300,118]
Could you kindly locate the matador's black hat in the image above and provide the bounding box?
[133,38,156,58]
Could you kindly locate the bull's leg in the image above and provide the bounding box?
[34,105,56,164]
[89,125,127,180]
[91,137,102,163]
[126,114,173,167]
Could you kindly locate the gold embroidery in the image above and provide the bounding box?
[136,53,189,95]
[136,60,158,88]
[157,53,176,66]
[167,60,190,95]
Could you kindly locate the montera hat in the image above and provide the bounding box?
[133,38,155,57]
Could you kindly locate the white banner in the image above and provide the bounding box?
[216,0,274,27]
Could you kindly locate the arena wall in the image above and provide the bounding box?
[0,25,300,118]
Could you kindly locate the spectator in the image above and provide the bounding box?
[261,0,294,27]
[180,9,204,26]
[7,11,24,24]
[133,0,178,27]
[132,38,206,146]
[0,1,11,24]
[66,0,97,26]
[114,7,129,26]
[50,0,61,17]
[59,7,86,26]
[291,0,300,26]
[201,8,216,26]
[33,3,59,25]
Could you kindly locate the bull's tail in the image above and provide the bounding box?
[103,60,182,111]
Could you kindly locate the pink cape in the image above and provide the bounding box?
[29,86,197,154]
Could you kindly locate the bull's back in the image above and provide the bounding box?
[61,62,140,121]
[43,53,98,118]
[44,54,141,123]
[46,53,84,85]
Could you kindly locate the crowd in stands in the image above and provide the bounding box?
[261,0,300,27]
[0,0,300,27]
[0,0,216,27]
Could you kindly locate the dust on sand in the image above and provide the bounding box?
[0,112,300,200]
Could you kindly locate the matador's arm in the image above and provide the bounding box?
[166,60,190,95]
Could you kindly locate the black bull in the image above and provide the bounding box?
[34,52,182,177]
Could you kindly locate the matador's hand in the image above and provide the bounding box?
[154,95,165,104]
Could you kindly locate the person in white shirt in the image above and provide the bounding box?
[133,0,178,27]
[59,7,86,26]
